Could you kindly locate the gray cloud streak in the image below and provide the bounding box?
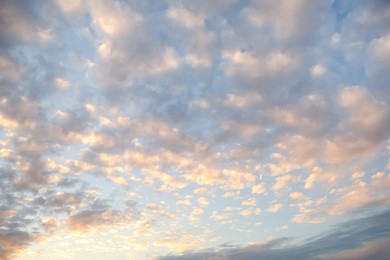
[159,210,390,260]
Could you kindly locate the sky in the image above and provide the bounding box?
[0,0,389,259]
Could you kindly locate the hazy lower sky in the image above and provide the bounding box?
[0,0,389,259]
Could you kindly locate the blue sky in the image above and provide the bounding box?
[0,0,389,259]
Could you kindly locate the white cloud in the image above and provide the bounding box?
[242,198,256,207]
[197,197,209,206]
[193,187,208,195]
[305,166,337,189]
[91,0,142,36]
[191,208,204,215]
[311,64,327,77]
[176,200,191,207]
[267,203,283,213]
[167,5,204,29]
[273,174,297,191]
[251,183,266,194]
[289,192,304,200]
[239,209,253,216]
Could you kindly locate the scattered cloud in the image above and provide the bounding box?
[0,0,389,259]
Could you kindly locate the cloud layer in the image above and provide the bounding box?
[0,0,389,259]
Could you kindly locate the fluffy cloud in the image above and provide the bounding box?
[197,197,210,207]
[273,174,297,191]
[267,203,284,213]
[242,198,257,207]
[289,192,304,201]
[251,183,266,194]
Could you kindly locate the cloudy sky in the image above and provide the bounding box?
[0,0,389,259]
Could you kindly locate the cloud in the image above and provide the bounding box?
[289,192,304,200]
[197,197,210,207]
[304,166,337,189]
[159,210,390,260]
[0,1,43,48]
[211,211,232,221]
[293,172,390,223]
[239,209,253,216]
[267,203,284,213]
[191,208,204,215]
[177,200,191,207]
[153,230,209,253]
[273,174,297,191]
[242,198,256,207]
[65,199,137,233]
[0,229,32,260]
[318,238,390,260]
[251,183,266,194]
[326,173,390,216]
